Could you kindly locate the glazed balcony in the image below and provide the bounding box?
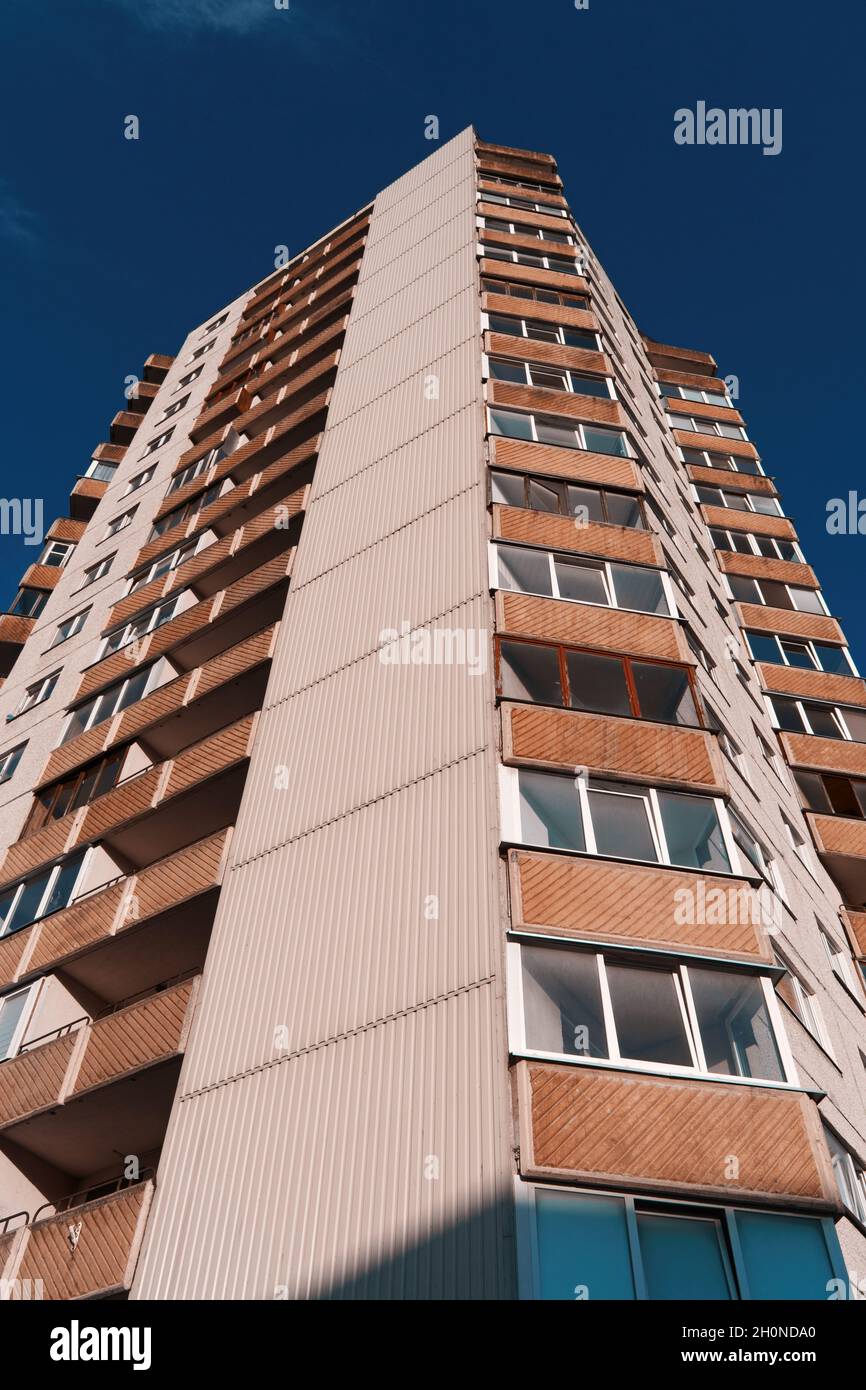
[807,814,866,910]
[484,330,609,379]
[495,590,693,666]
[0,1177,154,1301]
[492,504,661,568]
[143,353,173,383]
[735,603,845,645]
[779,731,866,780]
[757,662,866,707]
[642,337,717,378]
[69,476,108,521]
[0,614,34,675]
[489,434,641,492]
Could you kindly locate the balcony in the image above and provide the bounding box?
[716,551,818,589]
[779,731,866,779]
[493,504,660,568]
[502,703,726,795]
[496,590,693,665]
[126,380,159,414]
[488,379,626,431]
[842,908,866,961]
[735,602,845,645]
[515,1060,837,1210]
[490,434,641,492]
[109,411,142,446]
[1,1178,154,1300]
[485,330,608,378]
[69,476,108,521]
[0,614,34,675]
[700,505,797,541]
[479,257,587,297]
[757,662,866,707]
[508,848,773,962]
[143,353,173,383]
[807,813,866,909]
[642,337,717,378]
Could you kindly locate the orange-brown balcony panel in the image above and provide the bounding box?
[45,518,86,544]
[482,293,598,336]
[489,380,626,431]
[687,465,776,496]
[482,227,582,262]
[109,411,142,446]
[503,702,726,793]
[480,257,588,297]
[779,731,866,779]
[509,849,772,962]
[701,506,797,541]
[0,813,80,888]
[231,361,339,440]
[478,178,567,211]
[516,1061,837,1210]
[485,332,608,378]
[490,436,641,491]
[642,337,717,375]
[188,386,254,444]
[70,977,198,1098]
[672,399,745,427]
[143,353,173,383]
[496,591,693,666]
[10,1180,154,1301]
[807,814,866,910]
[655,367,730,394]
[757,663,866,708]
[735,603,845,645]
[476,139,558,167]
[19,563,62,592]
[125,380,159,413]
[842,908,866,958]
[0,613,34,653]
[477,154,563,187]
[673,429,758,461]
[478,202,572,237]
[716,551,819,588]
[0,1031,79,1129]
[493,504,661,567]
[11,880,128,987]
[69,477,108,521]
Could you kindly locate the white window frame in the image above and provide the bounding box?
[766,693,866,743]
[479,243,582,276]
[478,191,569,217]
[709,525,803,564]
[680,444,765,476]
[481,310,600,353]
[478,214,575,246]
[0,850,90,942]
[124,466,156,496]
[0,743,26,784]
[59,662,165,744]
[484,353,616,400]
[820,927,862,996]
[80,555,114,588]
[127,536,202,595]
[98,594,180,660]
[489,541,677,619]
[661,382,732,408]
[826,1129,866,1225]
[743,631,857,676]
[189,339,216,362]
[39,540,74,568]
[202,312,228,335]
[16,671,59,715]
[84,459,118,483]
[722,573,829,615]
[0,982,40,1061]
[48,608,90,649]
[140,428,175,458]
[666,410,748,442]
[506,938,797,1088]
[103,507,137,540]
[487,405,630,459]
[160,394,189,423]
[692,482,782,517]
[175,364,204,391]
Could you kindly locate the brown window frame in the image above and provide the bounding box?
[490,469,646,529]
[494,635,704,728]
[23,750,126,837]
[480,276,589,312]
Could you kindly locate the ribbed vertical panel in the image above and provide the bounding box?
[134,127,517,1300]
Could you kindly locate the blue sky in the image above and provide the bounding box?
[2,0,864,653]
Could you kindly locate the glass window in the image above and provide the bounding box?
[735,1211,838,1300]
[604,493,644,528]
[9,589,47,618]
[609,565,669,615]
[535,1190,635,1300]
[498,641,563,704]
[813,643,853,675]
[0,987,32,1059]
[566,486,605,524]
[553,555,608,605]
[631,662,699,726]
[745,632,782,663]
[779,640,814,669]
[489,357,527,384]
[491,470,525,507]
[657,791,731,872]
[606,961,692,1066]
[0,744,26,784]
[497,544,553,597]
[637,1212,734,1301]
[771,696,806,734]
[803,703,844,739]
[489,408,534,441]
[569,373,610,399]
[518,770,585,851]
[528,479,564,513]
[529,365,568,392]
[536,417,578,448]
[566,651,631,716]
[583,425,629,457]
[587,782,658,861]
[521,945,607,1057]
[688,968,784,1081]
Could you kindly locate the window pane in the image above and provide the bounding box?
[583,426,628,457]
[489,357,527,384]
[528,479,564,513]
[657,792,731,872]
[491,471,525,507]
[521,945,607,1057]
[566,651,631,716]
[497,545,553,597]
[637,1213,733,1301]
[553,556,608,605]
[566,486,605,524]
[688,968,785,1081]
[489,408,534,441]
[569,374,610,398]
[779,641,814,670]
[535,1190,635,1300]
[746,632,781,663]
[0,990,30,1058]
[529,366,568,392]
[588,784,658,861]
[609,565,669,615]
[803,703,843,739]
[536,417,578,448]
[562,328,598,350]
[499,641,563,704]
[631,663,699,726]
[771,696,806,733]
[841,707,866,742]
[8,871,51,933]
[791,588,824,615]
[606,962,693,1066]
[793,771,833,814]
[604,493,644,528]
[518,771,585,851]
[750,495,780,515]
[41,853,85,918]
[812,643,851,675]
[735,1212,837,1300]
[729,576,763,604]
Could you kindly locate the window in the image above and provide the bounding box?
[104,507,137,539]
[203,312,229,334]
[487,313,599,352]
[743,631,855,676]
[0,743,26,785]
[770,695,866,743]
[160,395,189,421]
[667,410,747,442]
[48,607,89,649]
[15,672,59,715]
[128,539,199,594]
[661,382,731,407]
[168,439,233,495]
[493,543,673,616]
[728,811,778,889]
[488,406,629,458]
[80,555,114,588]
[9,588,48,618]
[496,639,701,726]
[24,751,125,835]
[488,356,614,399]
[774,954,830,1049]
[513,940,788,1082]
[694,483,781,517]
[820,927,860,994]
[524,1186,846,1301]
[125,466,156,494]
[481,192,568,217]
[491,472,645,528]
[99,594,179,658]
[709,528,801,563]
[795,769,866,819]
[481,215,574,245]
[727,575,825,615]
[85,459,118,483]
[149,482,223,539]
[0,849,88,939]
[826,1130,866,1225]
[680,445,763,476]
[480,277,589,311]
[141,428,175,457]
[507,767,733,872]
[60,661,166,744]
[39,541,74,568]
[481,244,581,276]
[0,985,36,1060]
[176,364,204,390]
[190,340,216,361]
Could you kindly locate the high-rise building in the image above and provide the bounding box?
[0,127,864,1302]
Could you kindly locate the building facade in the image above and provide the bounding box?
[0,127,865,1301]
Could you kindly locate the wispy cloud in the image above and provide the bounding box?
[106,0,293,35]
[0,181,38,246]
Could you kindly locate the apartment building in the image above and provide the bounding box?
[0,127,864,1301]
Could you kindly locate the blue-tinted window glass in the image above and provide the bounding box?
[535,1191,635,1300]
[813,643,852,675]
[637,1213,733,1300]
[736,1211,838,1300]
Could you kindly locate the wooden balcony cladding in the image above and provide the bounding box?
[490,436,641,491]
[735,603,845,645]
[642,338,717,374]
[477,154,563,186]
[701,505,797,540]
[69,477,108,521]
[482,294,598,335]
[516,1061,837,1210]
[716,551,819,588]
[476,138,557,167]
[673,430,758,461]
[0,831,229,993]
[0,614,34,647]
[478,178,567,211]
[493,504,661,567]
[654,367,729,393]
[779,731,866,778]
[502,704,726,794]
[496,592,693,665]
[485,331,609,378]
[19,563,62,591]
[842,908,866,957]
[807,813,866,860]
[0,1032,79,1128]
[71,978,197,1097]
[686,465,776,496]
[508,850,771,962]
[757,663,866,708]
[482,227,582,261]
[479,257,587,296]
[8,1181,154,1301]
[489,379,626,431]
[478,201,571,236]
